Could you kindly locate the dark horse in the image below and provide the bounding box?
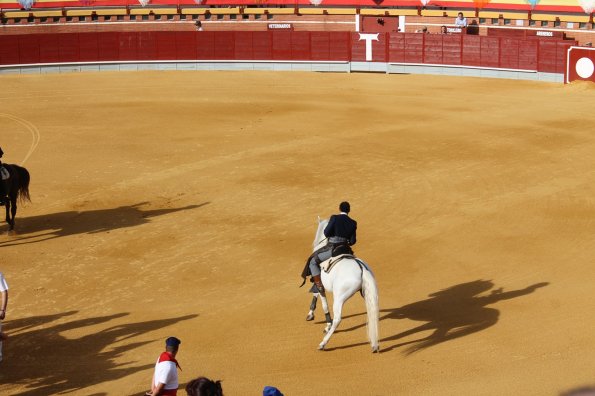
[2,164,31,232]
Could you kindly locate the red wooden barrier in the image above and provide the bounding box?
[0,31,575,75]
[566,46,595,83]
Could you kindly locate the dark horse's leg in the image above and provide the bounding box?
[8,194,16,231]
[4,199,10,229]
[4,195,11,231]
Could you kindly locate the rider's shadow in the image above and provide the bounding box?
[380,280,549,354]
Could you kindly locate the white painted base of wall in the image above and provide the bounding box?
[0,60,564,82]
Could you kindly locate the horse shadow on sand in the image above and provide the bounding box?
[0,311,198,395]
[327,279,548,354]
[0,201,209,247]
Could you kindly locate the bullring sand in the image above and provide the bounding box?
[1,71,595,395]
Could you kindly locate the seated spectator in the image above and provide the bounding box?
[185,377,223,396]
[263,386,284,396]
[440,25,448,34]
[195,20,203,31]
[416,26,429,34]
[455,12,467,28]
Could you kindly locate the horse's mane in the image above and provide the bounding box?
[313,218,329,252]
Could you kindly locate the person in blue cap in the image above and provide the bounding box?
[146,337,182,396]
[263,386,284,396]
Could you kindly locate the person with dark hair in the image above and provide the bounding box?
[455,12,468,28]
[146,337,182,396]
[303,201,357,300]
[185,376,223,396]
[440,25,448,34]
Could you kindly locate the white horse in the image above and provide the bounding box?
[310,217,379,352]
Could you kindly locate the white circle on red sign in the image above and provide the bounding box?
[576,57,595,79]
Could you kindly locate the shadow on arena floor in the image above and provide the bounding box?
[0,201,210,247]
[0,311,198,395]
[325,279,549,354]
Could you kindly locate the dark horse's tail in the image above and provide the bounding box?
[9,164,31,203]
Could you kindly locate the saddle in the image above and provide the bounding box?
[331,244,353,257]
[321,254,357,273]
[0,166,9,181]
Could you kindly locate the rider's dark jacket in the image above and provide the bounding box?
[324,213,357,246]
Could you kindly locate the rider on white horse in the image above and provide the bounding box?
[306,201,357,297]
[0,147,8,206]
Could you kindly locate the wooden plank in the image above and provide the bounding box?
[95,8,128,16]
[32,10,63,17]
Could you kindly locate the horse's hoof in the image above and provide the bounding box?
[306,313,314,321]
[372,346,380,353]
[318,344,325,351]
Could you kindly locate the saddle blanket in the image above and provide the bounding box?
[0,167,8,181]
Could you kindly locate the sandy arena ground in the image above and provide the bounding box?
[1,71,595,395]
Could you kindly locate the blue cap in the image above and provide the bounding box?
[165,337,181,347]
[263,386,283,396]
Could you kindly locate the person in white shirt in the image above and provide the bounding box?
[455,12,468,28]
[0,272,8,363]
[146,337,182,396]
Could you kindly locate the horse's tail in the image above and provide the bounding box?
[361,265,379,351]
[12,164,31,203]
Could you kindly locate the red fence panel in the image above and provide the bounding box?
[272,31,292,60]
[500,38,519,69]
[252,31,272,60]
[39,34,61,64]
[537,40,559,73]
[404,33,423,63]
[137,32,157,61]
[155,31,177,61]
[59,33,80,63]
[196,32,215,59]
[328,32,350,61]
[480,36,500,68]
[234,31,254,60]
[518,39,538,70]
[442,35,462,65]
[462,35,481,66]
[214,31,235,60]
[388,33,405,63]
[291,31,311,61]
[310,32,330,61]
[18,35,40,64]
[79,33,99,62]
[119,32,139,61]
[97,32,119,62]
[0,35,20,65]
[556,41,575,74]
[423,34,443,64]
[176,31,197,60]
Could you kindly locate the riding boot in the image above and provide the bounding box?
[312,275,326,297]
